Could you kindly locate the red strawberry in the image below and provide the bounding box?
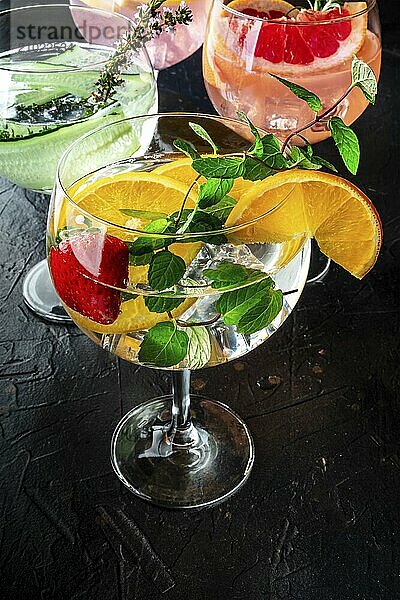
[50,231,129,325]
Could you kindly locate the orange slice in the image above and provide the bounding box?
[226,169,382,278]
[61,170,202,334]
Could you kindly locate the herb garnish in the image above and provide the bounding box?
[90,0,193,107]
[124,57,377,368]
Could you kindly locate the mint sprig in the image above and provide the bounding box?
[277,56,378,174]
[122,57,379,368]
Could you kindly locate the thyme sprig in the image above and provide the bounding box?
[90,0,193,107]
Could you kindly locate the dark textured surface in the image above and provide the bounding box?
[1,5,400,600]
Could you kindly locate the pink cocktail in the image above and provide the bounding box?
[203,0,381,144]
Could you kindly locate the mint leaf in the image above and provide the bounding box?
[127,218,175,256]
[120,208,167,220]
[198,178,234,209]
[328,117,360,175]
[204,262,270,291]
[242,156,275,181]
[129,251,153,266]
[145,295,185,313]
[122,291,138,302]
[236,289,283,335]
[351,56,377,105]
[182,211,227,245]
[173,138,200,160]
[311,156,338,173]
[270,74,323,113]
[237,111,263,157]
[186,326,212,369]
[242,135,287,181]
[189,122,218,153]
[192,157,245,179]
[205,196,236,222]
[259,135,287,169]
[216,279,275,325]
[204,262,249,288]
[288,147,322,170]
[148,250,186,291]
[304,144,313,158]
[138,322,188,368]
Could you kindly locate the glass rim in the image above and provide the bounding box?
[216,0,376,25]
[0,3,139,73]
[57,112,302,242]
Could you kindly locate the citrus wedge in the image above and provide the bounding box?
[64,170,202,333]
[154,157,254,199]
[226,169,382,278]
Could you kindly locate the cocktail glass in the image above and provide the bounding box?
[203,0,381,282]
[203,0,381,144]
[0,3,157,321]
[72,0,213,70]
[47,113,311,508]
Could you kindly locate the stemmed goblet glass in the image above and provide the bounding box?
[203,0,381,143]
[203,0,381,281]
[47,113,311,508]
[0,3,157,322]
[72,0,213,70]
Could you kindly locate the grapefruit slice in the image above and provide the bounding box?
[226,169,382,279]
[226,0,368,73]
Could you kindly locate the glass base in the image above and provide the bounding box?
[23,259,72,323]
[306,242,331,284]
[111,396,255,509]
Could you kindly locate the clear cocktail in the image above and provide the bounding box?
[47,113,381,507]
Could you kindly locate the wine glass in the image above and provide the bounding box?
[203,0,381,144]
[71,0,213,70]
[0,3,157,322]
[47,112,311,508]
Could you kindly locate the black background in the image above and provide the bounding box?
[1,1,400,599]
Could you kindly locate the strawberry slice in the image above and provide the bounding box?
[50,231,129,325]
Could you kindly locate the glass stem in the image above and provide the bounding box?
[168,369,195,446]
